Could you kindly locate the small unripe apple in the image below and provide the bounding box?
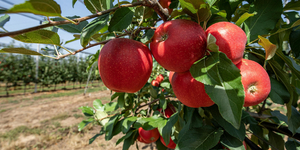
[206,22,247,64]
[98,38,153,93]
[158,103,176,118]
[150,19,207,73]
[138,127,160,143]
[137,135,152,144]
[151,80,160,87]
[156,74,164,83]
[236,59,271,107]
[171,71,215,108]
[160,136,176,149]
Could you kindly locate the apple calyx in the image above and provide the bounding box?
[248,84,258,94]
[159,34,168,42]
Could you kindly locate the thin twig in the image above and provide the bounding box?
[55,27,155,59]
[55,39,112,59]
[0,1,144,38]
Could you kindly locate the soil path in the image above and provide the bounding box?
[0,90,158,150]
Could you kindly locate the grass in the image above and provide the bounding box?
[73,114,84,119]
[0,81,102,96]
[33,86,107,100]
[41,113,70,124]
[0,109,8,113]
[0,85,107,105]
[0,126,42,141]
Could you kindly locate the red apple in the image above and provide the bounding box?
[206,22,247,65]
[151,80,160,87]
[98,38,153,93]
[160,136,176,149]
[156,74,164,83]
[150,19,207,73]
[169,71,174,84]
[171,71,215,108]
[236,59,271,107]
[159,0,173,15]
[158,103,176,118]
[138,127,160,143]
[137,135,152,144]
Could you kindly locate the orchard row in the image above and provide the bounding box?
[0,53,99,90]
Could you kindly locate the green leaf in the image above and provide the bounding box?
[235,12,256,26]
[112,119,124,136]
[244,0,283,43]
[78,118,94,131]
[288,106,300,135]
[95,111,109,126]
[72,0,78,8]
[104,114,120,140]
[0,48,42,56]
[11,30,60,45]
[178,126,223,150]
[206,33,219,52]
[284,1,300,11]
[290,27,300,58]
[206,105,245,141]
[0,14,10,27]
[122,131,138,150]
[84,0,112,13]
[108,7,134,32]
[220,132,245,150]
[268,131,284,150]
[5,0,61,17]
[89,131,104,144]
[190,52,221,86]
[52,16,88,33]
[42,21,58,32]
[80,14,109,47]
[93,99,104,111]
[104,102,119,112]
[161,105,181,145]
[116,129,135,145]
[180,0,211,22]
[285,138,300,150]
[204,52,244,129]
[179,0,197,14]
[122,117,137,133]
[135,116,167,130]
[206,0,217,7]
[271,110,288,124]
[268,59,297,119]
[79,106,94,117]
[140,29,154,44]
[156,138,168,150]
[269,78,290,105]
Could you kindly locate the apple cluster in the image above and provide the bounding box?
[98,19,271,109]
[138,103,177,148]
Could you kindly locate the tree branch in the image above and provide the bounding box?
[0,1,144,38]
[0,0,168,38]
[143,0,169,22]
[55,27,155,59]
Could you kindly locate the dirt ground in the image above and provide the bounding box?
[0,89,158,150]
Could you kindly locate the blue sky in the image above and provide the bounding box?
[0,0,102,56]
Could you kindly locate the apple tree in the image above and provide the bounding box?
[1,0,300,149]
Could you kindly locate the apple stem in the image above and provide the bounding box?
[258,99,267,115]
